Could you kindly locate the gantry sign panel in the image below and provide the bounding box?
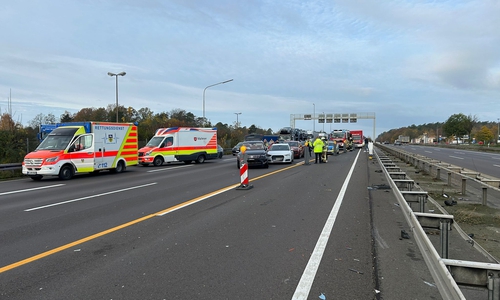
[290,112,375,126]
[290,112,376,138]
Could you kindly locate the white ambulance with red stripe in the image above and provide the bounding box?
[22,122,138,180]
[138,127,218,166]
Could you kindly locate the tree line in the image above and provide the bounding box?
[3,107,498,165]
[377,113,498,144]
[0,104,273,164]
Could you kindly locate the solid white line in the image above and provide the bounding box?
[494,165,500,168]
[292,149,361,299]
[0,184,65,196]
[146,165,193,173]
[449,155,464,160]
[24,183,157,211]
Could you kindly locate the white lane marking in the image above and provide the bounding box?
[494,165,500,168]
[425,151,432,153]
[449,155,464,160]
[0,184,65,196]
[147,165,193,173]
[492,157,500,160]
[292,149,361,299]
[24,183,157,211]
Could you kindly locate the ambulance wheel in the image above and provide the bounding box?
[195,155,206,164]
[153,156,164,166]
[30,175,43,181]
[114,161,125,173]
[58,165,74,180]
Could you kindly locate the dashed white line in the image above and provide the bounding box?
[449,155,464,160]
[146,165,193,173]
[0,184,65,196]
[24,183,157,211]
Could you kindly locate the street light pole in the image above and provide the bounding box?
[313,103,315,132]
[497,118,499,143]
[234,112,241,128]
[322,111,325,132]
[108,71,126,122]
[203,79,233,122]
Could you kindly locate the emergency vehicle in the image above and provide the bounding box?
[330,129,351,152]
[138,127,218,166]
[23,122,138,180]
[350,130,364,148]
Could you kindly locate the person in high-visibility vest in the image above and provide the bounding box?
[313,137,324,164]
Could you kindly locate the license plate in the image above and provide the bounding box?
[27,171,37,175]
[276,157,283,161]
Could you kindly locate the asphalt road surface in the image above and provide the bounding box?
[0,151,449,299]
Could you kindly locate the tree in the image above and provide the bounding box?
[475,126,494,144]
[60,111,74,122]
[443,113,469,142]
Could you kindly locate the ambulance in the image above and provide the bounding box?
[138,127,218,166]
[22,122,138,180]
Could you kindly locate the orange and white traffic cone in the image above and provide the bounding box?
[236,145,253,190]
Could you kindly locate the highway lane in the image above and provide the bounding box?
[0,152,441,299]
[389,144,500,178]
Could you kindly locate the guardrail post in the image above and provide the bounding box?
[487,273,500,300]
[483,187,488,206]
[436,168,441,180]
[422,161,426,174]
[462,178,467,196]
[429,164,432,177]
[440,219,451,259]
[448,172,452,186]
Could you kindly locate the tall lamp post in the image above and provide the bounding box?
[497,118,499,143]
[313,103,315,132]
[203,79,233,122]
[322,111,325,132]
[107,71,126,122]
[234,112,242,128]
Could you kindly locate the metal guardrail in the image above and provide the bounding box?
[0,163,22,171]
[376,146,500,300]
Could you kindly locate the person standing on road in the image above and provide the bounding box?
[313,137,324,164]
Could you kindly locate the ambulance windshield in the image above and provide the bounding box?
[37,135,73,151]
[36,127,79,151]
[146,136,164,147]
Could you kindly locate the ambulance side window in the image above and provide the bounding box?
[166,137,173,147]
[82,135,92,150]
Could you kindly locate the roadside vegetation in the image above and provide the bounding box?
[377,113,500,147]
[0,106,273,180]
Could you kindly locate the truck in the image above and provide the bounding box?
[330,129,352,152]
[138,127,218,166]
[399,135,410,144]
[350,130,364,149]
[23,122,138,180]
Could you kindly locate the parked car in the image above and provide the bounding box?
[232,142,244,156]
[267,143,294,164]
[326,141,338,155]
[236,141,269,169]
[217,144,224,158]
[285,140,304,158]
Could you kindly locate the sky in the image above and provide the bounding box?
[1,0,499,139]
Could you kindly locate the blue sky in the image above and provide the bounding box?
[1,0,499,139]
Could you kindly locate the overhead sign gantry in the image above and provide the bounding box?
[290,112,376,139]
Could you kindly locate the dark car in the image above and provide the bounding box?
[285,140,304,158]
[232,142,244,156]
[236,141,269,169]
